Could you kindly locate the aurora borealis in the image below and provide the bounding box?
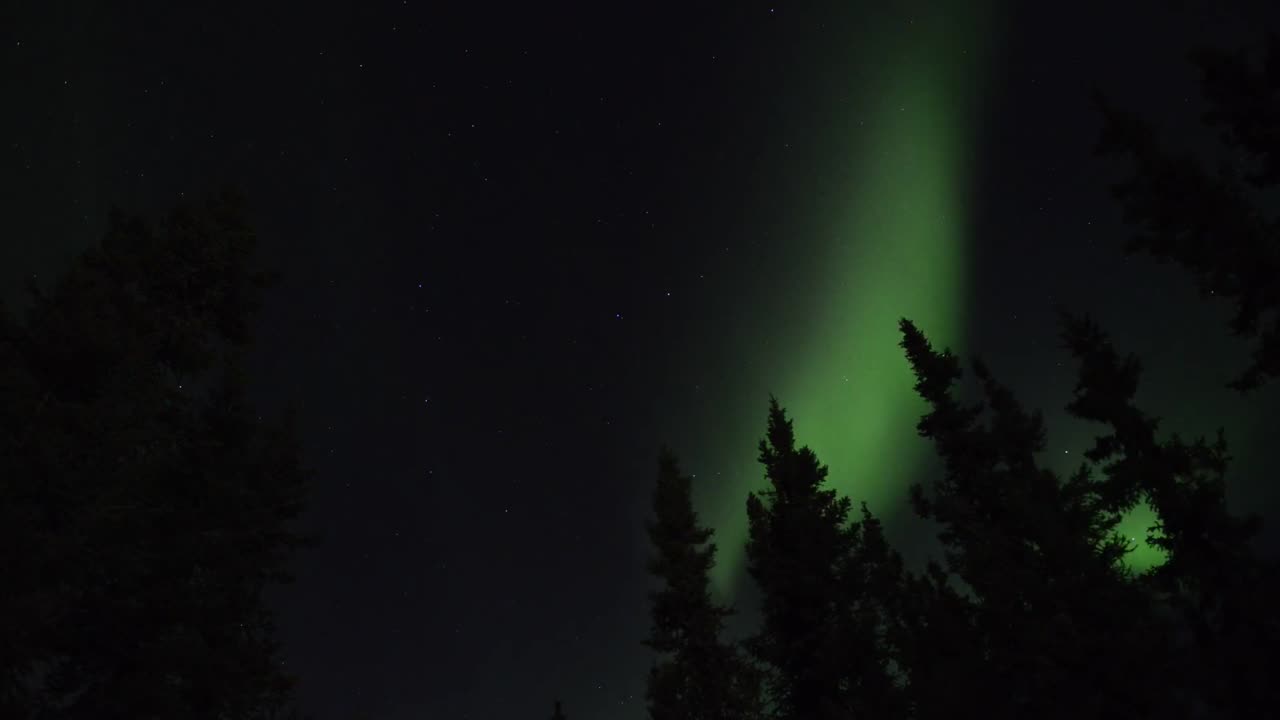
[666,2,998,593]
[5,1,1279,718]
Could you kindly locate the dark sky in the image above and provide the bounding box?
[4,2,1280,719]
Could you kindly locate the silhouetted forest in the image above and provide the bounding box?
[1,26,1278,720]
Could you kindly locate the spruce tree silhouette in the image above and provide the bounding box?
[895,319,1179,720]
[1059,311,1279,718]
[549,699,567,720]
[1088,32,1280,714]
[831,501,909,720]
[744,398,904,720]
[1093,32,1280,393]
[643,448,763,720]
[0,190,312,719]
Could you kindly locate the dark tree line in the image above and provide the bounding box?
[0,190,312,719]
[640,34,1280,720]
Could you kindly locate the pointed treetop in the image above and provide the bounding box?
[762,394,797,456]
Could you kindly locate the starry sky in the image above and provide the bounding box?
[4,1,1280,718]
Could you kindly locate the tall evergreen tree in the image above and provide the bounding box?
[1089,32,1280,714]
[896,319,1177,720]
[644,448,763,720]
[744,398,903,720]
[548,699,567,720]
[829,502,909,720]
[0,191,311,719]
[1060,312,1279,717]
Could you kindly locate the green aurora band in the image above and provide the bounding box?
[692,4,993,595]
[676,2,1166,598]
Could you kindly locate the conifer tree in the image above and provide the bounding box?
[548,699,567,720]
[644,448,763,720]
[0,191,310,719]
[1089,32,1280,713]
[744,398,903,720]
[1060,312,1279,717]
[896,319,1177,720]
[829,502,909,720]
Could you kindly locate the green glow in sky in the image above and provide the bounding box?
[697,5,994,594]
[1045,424,1168,573]
[1115,504,1165,570]
[669,2,1168,597]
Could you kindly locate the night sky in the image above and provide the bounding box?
[4,2,1280,718]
